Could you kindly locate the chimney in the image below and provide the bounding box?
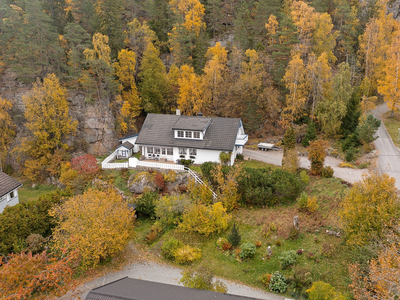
[197,112,203,117]
[176,109,181,116]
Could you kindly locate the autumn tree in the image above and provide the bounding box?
[211,163,243,211]
[282,52,307,125]
[80,33,115,102]
[307,139,329,176]
[340,173,400,247]
[317,62,353,136]
[0,250,77,299]
[50,188,134,268]
[177,64,202,115]
[22,74,77,182]
[139,42,170,113]
[0,97,15,168]
[356,114,381,145]
[114,49,141,134]
[377,32,400,117]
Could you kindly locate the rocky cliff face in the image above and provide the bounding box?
[0,75,118,163]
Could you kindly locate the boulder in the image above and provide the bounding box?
[128,173,156,194]
[165,172,190,191]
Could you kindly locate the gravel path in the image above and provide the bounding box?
[243,149,367,184]
[64,260,289,300]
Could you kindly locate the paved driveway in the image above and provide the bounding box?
[243,149,367,184]
[373,104,400,189]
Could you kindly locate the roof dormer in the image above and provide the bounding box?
[172,116,211,140]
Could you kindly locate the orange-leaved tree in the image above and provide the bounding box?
[307,139,329,176]
[0,250,77,299]
[50,188,135,268]
[340,172,400,247]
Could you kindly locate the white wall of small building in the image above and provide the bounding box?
[0,189,20,214]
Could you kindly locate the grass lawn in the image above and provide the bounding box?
[102,169,138,194]
[18,183,57,203]
[133,176,352,298]
[241,159,279,169]
[382,111,400,147]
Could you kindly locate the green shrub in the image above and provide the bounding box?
[307,281,345,300]
[269,271,287,293]
[216,237,229,250]
[228,223,241,247]
[239,242,256,259]
[161,238,184,259]
[345,146,356,162]
[155,194,191,227]
[238,168,304,207]
[180,159,194,168]
[300,171,310,184]
[279,250,298,269]
[219,152,231,164]
[135,191,158,217]
[297,191,309,210]
[180,267,228,293]
[302,120,317,147]
[0,189,72,255]
[174,245,202,264]
[321,166,334,178]
[235,154,244,161]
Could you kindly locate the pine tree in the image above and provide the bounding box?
[302,120,317,147]
[228,223,241,247]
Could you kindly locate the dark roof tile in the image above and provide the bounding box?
[0,172,22,198]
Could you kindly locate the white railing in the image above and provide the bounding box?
[128,157,184,171]
[185,167,217,199]
[102,151,129,169]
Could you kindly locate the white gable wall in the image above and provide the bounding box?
[0,188,20,214]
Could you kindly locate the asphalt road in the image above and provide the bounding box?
[373,104,400,189]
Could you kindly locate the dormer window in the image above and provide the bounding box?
[177,130,184,138]
[185,131,192,138]
[193,132,200,139]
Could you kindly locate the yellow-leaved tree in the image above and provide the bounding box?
[50,188,135,268]
[177,64,203,115]
[340,172,400,247]
[22,74,77,181]
[282,52,307,126]
[114,49,141,135]
[0,97,15,168]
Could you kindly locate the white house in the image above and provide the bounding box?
[116,141,135,159]
[119,133,140,153]
[0,172,22,214]
[135,112,248,166]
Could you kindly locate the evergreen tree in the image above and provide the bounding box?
[340,89,361,138]
[302,120,317,147]
[228,223,241,247]
[5,0,63,82]
[283,126,296,153]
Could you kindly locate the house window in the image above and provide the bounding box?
[189,149,197,156]
[162,148,166,155]
[193,132,200,139]
[147,147,153,154]
[167,148,173,155]
[179,148,187,155]
[185,131,192,138]
[155,148,161,155]
[177,130,184,138]
[9,191,15,199]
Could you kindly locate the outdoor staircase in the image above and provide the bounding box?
[184,167,217,199]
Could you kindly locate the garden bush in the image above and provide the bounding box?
[238,167,304,206]
[321,166,334,178]
[345,146,356,162]
[300,171,310,184]
[239,242,256,259]
[178,203,231,236]
[307,281,345,300]
[135,191,158,217]
[269,271,287,293]
[279,250,298,269]
[297,191,308,210]
[174,245,202,264]
[216,238,229,250]
[155,194,191,227]
[161,238,184,259]
[0,189,72,255]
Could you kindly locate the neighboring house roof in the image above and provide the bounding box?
[119,133,139,142]
[136,114,242,152]
[171,115,211,131]
[85,277,264,300]
[117,141,134,150]
[0,172,22,198]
